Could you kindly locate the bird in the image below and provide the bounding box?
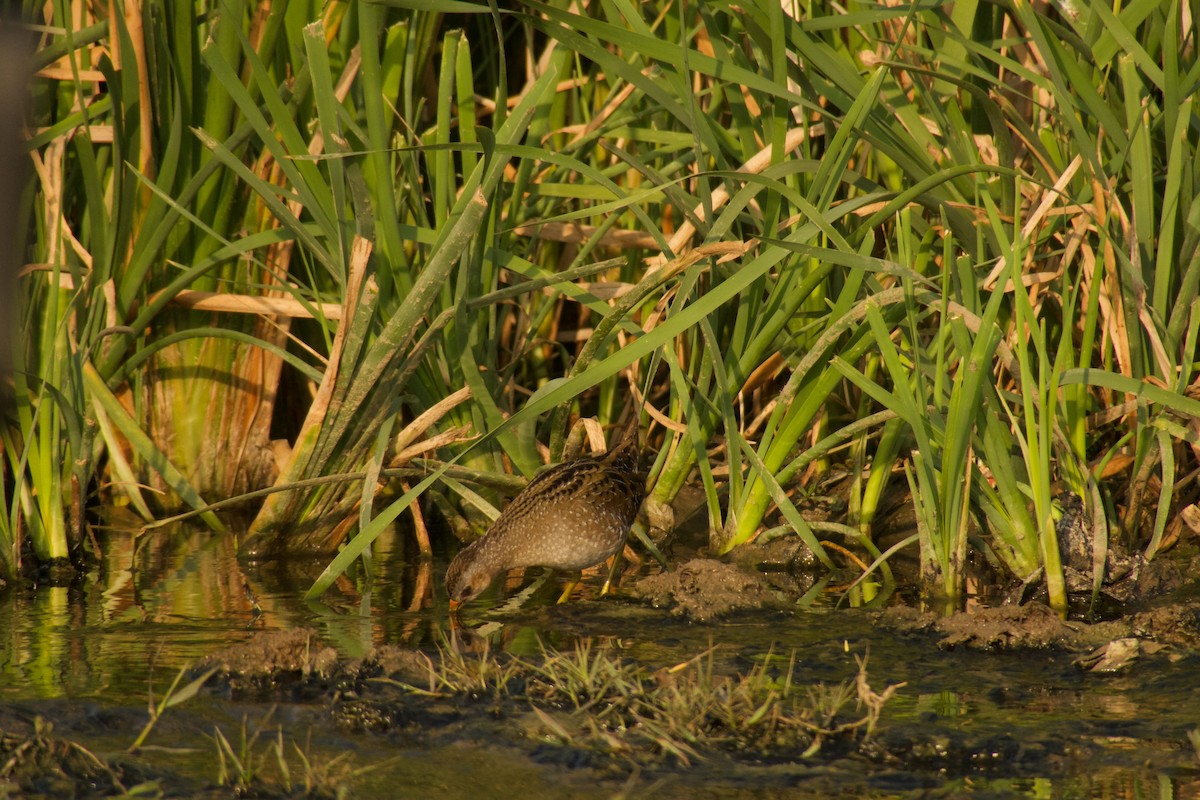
[445,413,644,612]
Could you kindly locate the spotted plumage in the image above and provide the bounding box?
[446,415,643,609]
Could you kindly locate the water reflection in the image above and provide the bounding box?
[0,510,667,705]
[0,517,455,697]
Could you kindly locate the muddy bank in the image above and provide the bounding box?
[201,629,896,763]
[877,601,1200,653]
[193,608,1200,792]
[622,549,1200,661]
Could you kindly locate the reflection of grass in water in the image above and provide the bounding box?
[0,717,148,796]
[397,640,903,766]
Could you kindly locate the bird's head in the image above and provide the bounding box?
[445,538,499,612]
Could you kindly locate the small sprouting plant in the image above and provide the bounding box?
[128,664,218,753]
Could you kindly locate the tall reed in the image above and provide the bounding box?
[12,0,1198,612]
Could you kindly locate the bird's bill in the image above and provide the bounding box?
[448,598,463,614]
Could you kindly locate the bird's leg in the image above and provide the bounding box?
[557,572,583,604]
[602,541,639,596]
[600,551,624,596]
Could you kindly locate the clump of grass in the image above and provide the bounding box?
[421,638,525,699]
[211,709,356,799]
[417,640,902,766]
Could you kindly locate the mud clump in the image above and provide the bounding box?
[879,598,1200,653]
[878,603,1075,650]
[365,644,439,687]
[629,558,786,621]
[200,628,339,696]
[1126,604,1200,647]
[203,627,339,675]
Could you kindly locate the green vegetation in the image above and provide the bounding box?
[394,638,899,764]
[8,0,1199,610]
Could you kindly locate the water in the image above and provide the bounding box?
[1,523,1199,798]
